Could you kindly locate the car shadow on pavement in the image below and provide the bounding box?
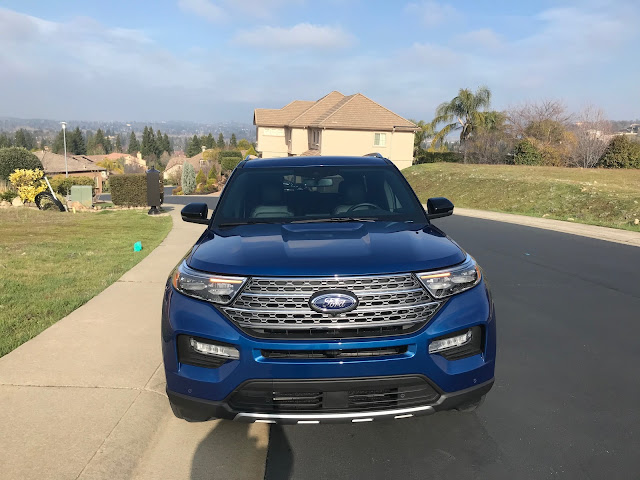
[190,420,268,480]
[264,410,520,480]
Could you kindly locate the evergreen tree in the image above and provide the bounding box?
[88,128,109,155]
[141,126,157,158]
[14,129,35,150]
[230,133,237,148]
[115,134,122,152]
[204,133,214,149]
[68,127,86,155]
[196,169,206,184]
[217,133,225,149]
[52,129,65,154]
[128,132,140,155]
[181,162,196,194]
[186,135,201,157]
[0,132,13,148]
[156,129,164,156]
[163,133,172,154]
[237,138,251,150]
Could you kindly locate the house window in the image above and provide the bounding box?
[374,132,387,147]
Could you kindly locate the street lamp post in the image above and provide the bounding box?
[61,122,68,178]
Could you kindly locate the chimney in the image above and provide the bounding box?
[137,151,142,160]
[201,145,206,152]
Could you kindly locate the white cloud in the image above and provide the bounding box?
[454,29,503,50]
[233,23,355,50]
[224,0,304,19]
[177,0,226,23]
[404,1,459,27]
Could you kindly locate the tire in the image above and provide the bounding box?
[35,192,65,212]
[456,394,486,412]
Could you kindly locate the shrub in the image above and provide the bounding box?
[49,175,96,196]
[196,169,206,184]
[245,145,258,157]
[219,151,243,173]
[0,147,43,180]
[597,135,640,168]
[511,139,543,165]
[172,186,183,195]
[110,174,147,206]
[1,190,17,201]
[9,168,47,203]
[182,162,196,195]
[414,151,463,164]
[207,164,217,180]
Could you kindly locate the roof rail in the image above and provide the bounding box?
[364,152,385,159]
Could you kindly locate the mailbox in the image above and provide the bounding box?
[146,168,161,215]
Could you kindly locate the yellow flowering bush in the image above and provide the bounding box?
[8,168,47,203]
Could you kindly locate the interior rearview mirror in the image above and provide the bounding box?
[426,197,454,220]
[181,203,209,224]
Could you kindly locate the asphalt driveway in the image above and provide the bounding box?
[264,216,640,479]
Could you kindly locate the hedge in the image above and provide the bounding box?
[413,151,463,164]
[49,175,95,196]
[110,173,164,206]
[219,151,243,173]
[0,147,43,180]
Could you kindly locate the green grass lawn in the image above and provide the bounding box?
[0,209,172,357]
[404,163,640,232]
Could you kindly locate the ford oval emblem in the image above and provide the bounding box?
[309,290,358,314]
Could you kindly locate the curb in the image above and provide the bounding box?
[441,207,640,247]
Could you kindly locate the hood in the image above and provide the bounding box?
[187,222,465,277]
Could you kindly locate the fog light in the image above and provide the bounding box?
[190,338,239,359]
[429,329,472,354]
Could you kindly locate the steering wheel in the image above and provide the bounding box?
[346,202,381,213]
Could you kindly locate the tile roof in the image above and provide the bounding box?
[254,100,315,127]
[254,91,417,132]
[34,151,106,175]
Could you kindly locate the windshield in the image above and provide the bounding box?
[212,166,427,226]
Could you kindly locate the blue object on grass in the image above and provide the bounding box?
[134,241,142,252]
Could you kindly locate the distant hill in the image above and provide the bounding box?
[0,117,256,142]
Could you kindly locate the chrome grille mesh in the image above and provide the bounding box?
[222,274,442,338]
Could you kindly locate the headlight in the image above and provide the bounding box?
[417,255,481,298]
[171,262,247,305]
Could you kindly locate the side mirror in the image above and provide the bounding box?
[426,197,454,220]
[181,203,209,224]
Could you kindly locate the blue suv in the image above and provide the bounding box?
[162,156,496,424]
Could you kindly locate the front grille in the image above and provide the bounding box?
[261,345,408,359]
[227,376,440,414]
[222,274,443,339]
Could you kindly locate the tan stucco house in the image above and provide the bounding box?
[254,91,418,170]
[34,151,107,194]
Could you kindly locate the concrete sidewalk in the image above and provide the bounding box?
[444,207,640,247]
[0,207,268,480]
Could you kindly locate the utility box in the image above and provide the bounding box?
[146,168,162,214]
[70,185,93,208]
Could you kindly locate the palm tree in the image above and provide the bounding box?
[430,86,492,145]
[410,119,435,155]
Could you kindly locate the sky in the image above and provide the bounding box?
[1,0,638,123]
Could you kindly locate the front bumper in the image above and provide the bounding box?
[167,378,494,424]
[162,278,496,422]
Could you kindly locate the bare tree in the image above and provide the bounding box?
[569,106,612,168]
[507,100,573,140]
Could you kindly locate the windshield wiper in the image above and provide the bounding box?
[290,217,378,224]
[216,220,280,227]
